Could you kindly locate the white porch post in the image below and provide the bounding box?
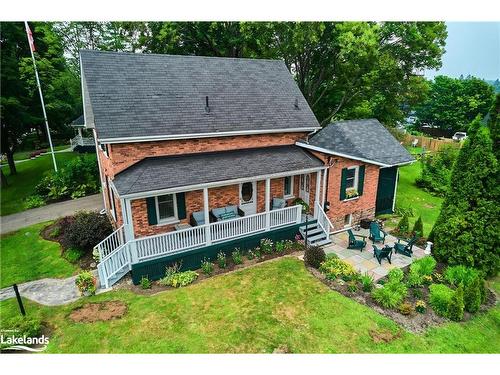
[265,178,271,231]
[314,170,321,218]
[321,168,327,208]
[78,127,82,138]
[203,187,212,245]
[124,198,138,265]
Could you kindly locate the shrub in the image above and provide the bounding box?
[49,226,61,238]
[283,240,295,252]
[260,238,273,254]
[412,216,424,238]
[292,198,309,213]
[165,262,182,279]
[304,245,326,269]
[8,316,42,338]
[319,257,357,280]
[275,241,285,254]
[397,214,410,234]
[415,300,427,313]
[61,211,113,252]
[422,275,433,285]
[432,271,444,283]
[217,251,227,268]
[360,273,374,292]
[63,247,84,263]
[371,281,408,309]
[412,288,423,299]
[246,250,256,260]
[406,267,424,288]
[387,268,404,283]
[412,256,437,276]
[140,276,152,289]
[398,302,413,315]
[231,249,243,265]
[347,281,358,293]
[443,265,481,287]
[429,284,454,317]
[448,285,465,321]
[75,271,97,295]
[159,270,198,288]
[464,276,482,313]
[201,258,214,275]
[25,195,46,209]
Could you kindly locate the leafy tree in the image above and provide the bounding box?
[447,284,464,321]
[412,216,424,238]
[416,75,495,132]
[488,93,499,160]
[430,116,500,276]
[464,276,482,313]
[415,143,460,196]
[397,214,410,234]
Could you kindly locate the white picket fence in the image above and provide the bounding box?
[315,202,334,238]
[97,205,302,288]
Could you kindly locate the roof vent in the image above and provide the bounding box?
[294,98,299,110]
[205,96,210,114]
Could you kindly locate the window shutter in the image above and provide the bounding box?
[358,165,366,196]
[176,192,186,220]
[340,168,348,200]
[146,197,157,225]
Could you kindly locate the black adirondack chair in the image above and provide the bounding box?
[373,245,392,265]
[393,236,417,257]
[347,229,367,251]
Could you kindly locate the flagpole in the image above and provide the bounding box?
[24,21,58,172]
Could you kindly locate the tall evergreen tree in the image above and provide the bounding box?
[430,116,500,276]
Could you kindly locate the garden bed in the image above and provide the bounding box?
[69,301,128,323]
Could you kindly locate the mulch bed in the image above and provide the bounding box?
[40,221,96,270]
[114,248,305,296]
[307,265,497,333]
[69,301,127,323]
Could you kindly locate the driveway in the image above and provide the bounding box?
[0,194,104,235]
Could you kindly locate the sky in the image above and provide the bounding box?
[425,22,500,81]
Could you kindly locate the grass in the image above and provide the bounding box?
[0,258,498,353]
[0,152,80,216]
[0,222,79,288]
[385,162,444,236]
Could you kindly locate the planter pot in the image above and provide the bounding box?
[425,241,433,255]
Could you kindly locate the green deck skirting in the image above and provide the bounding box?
[131,221,315,284]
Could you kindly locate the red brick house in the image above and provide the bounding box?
[80,50,413,287]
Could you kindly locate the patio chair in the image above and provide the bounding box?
[369,221,387,244]
[211,205,245,222]
[347,229,367,252]
[373,245,392,265]
[393,236,417,257]
[271,197,287,210]
[190,210,210,226]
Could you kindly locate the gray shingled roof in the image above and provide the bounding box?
[80,50,320,140]
[70,114,84,127]
[298,119,414,166]
[113,146,323,196]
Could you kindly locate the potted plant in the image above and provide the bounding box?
[75,271,97,296]
[345,188,359,199]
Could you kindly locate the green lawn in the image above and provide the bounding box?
[389,162,444,235]
[0,258,498,353]
[0,152,80,216]
[0,222,79,288]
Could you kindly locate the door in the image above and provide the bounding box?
[299,174,310,205]
[375,166,398,215]
[239,181,257,215]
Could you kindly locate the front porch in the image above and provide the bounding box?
[323,228,426,280]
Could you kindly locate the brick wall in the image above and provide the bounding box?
[310,151,379,231]
[105,132,308,176]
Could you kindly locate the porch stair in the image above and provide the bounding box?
[299,220,332,247]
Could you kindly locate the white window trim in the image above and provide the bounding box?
[155,193,179,225]
[344,214,352,228]
[109,185,116,220]
[100,143,109,159]
[283,175,294,199]
[346,165,360,191]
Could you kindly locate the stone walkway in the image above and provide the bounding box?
[323,228,425,280]
[0,270,100,306]
[1,194,103,235]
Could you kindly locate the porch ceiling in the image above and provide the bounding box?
[113,145,324,196]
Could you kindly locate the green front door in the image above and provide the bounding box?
[375,166,398,215]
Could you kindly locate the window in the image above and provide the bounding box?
[344,214,352,227]
[346,166,359,190]
[241,182,254,203]
[283,176,294,198]
[155,194,177,223]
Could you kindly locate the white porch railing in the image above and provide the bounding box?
[94,224,127,260]
[97,205,303,288]
[70,134,94,149]
[315,202,334,238]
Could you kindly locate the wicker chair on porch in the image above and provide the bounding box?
[211,205,245,222]
[271,197,287,210]
[190,210,212,226]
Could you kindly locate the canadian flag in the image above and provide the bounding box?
[25,22,36,52]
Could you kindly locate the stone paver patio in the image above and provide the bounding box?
[323,228,426,280]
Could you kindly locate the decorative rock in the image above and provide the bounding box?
[375,283,384,289]
[90,262,97,268]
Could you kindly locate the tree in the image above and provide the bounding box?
[430,116,500,276]
[464,276,481,313]
[447,284,464,321]
[416,75,495,132]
